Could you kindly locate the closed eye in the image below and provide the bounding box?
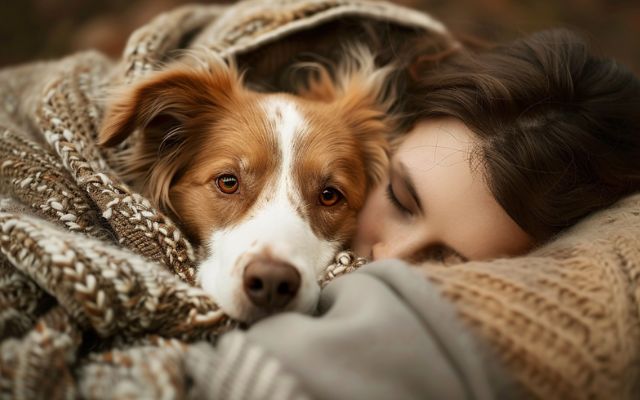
[430,246,467,265]
[411,245,468,265]
[386,183,412,216]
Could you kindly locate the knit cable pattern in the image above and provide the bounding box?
[0,1,443,397]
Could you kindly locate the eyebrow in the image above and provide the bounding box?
[397,161,423,213]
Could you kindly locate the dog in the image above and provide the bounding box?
[99,47,391,322]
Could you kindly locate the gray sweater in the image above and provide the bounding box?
[187,260,511,399]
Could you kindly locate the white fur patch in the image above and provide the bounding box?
[198,97,339,321]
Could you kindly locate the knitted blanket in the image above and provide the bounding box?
[0,1,448,398]
[1,0,639,399]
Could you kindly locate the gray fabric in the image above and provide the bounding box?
[186,336,311,400]
[243,260,504,400]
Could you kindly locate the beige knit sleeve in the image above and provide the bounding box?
[419,193,640,399]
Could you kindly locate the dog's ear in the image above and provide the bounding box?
[295,63,338,102]
[339,92,390,188]
[333,45,394,187]
[296,46,393,187]
[99,56,242,148]
[99,54,243,213]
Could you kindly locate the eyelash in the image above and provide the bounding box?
[385,183,467,264]
[428,246,467,264]
[385,183,412,216]
[409,246,467,265]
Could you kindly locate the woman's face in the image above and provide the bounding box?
[352,117,534,263]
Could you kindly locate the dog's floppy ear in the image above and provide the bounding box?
[99,54,242,148]
[98,53,243,212]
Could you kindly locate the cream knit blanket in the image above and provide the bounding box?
[0,0,638,399]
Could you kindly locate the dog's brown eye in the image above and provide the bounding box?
[216,174,239,194]
[319,187,342,206]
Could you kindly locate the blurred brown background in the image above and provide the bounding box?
[1,0,639,73]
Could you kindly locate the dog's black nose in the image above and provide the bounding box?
[243,259,301,311]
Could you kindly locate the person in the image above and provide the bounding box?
[234,28,640,400]
[3,1,638,398]
[352,28,640,264]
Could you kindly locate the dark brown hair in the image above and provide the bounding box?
[398,29,640,241]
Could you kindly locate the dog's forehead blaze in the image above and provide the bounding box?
[168,93,283,241]
[260,95,308,209]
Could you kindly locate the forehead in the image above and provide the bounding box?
[185,93,365,193]
[398,118,476,165]
[196,95,317,159]
[395,118,531,259]
[263,95,364,172]
[262,96,304,129]
[395,118,478,204]
[261,94,354,143]
[185,100,276,175]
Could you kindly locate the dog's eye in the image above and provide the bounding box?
[319,187,343,206]
[216,174,239,194]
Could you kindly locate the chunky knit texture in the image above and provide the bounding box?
[0,0,447,398]
[1,0,639,398]
[420,194,640,399]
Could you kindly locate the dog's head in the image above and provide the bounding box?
[99,48,390,322]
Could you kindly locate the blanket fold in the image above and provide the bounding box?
[1,0,639,398]
[0,1,449,397]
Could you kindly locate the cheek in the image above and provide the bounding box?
[169,182,251,243]
[310,205,358,244]
[168,185,217,243]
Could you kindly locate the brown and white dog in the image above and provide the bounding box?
[99,47,390,322]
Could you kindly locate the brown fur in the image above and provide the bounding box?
[291,88,389,243]
[99,50,390,246]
